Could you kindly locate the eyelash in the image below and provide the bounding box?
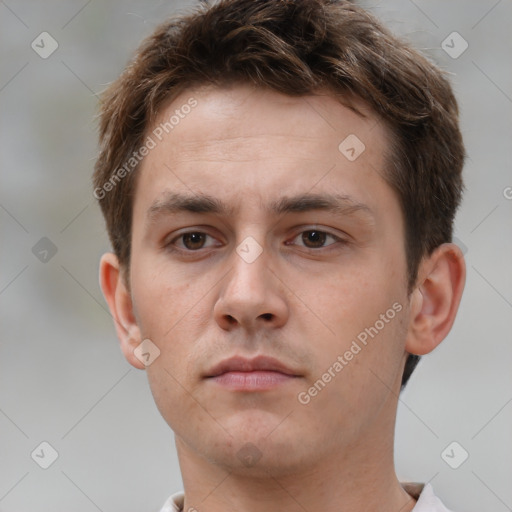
[165,228,347,255]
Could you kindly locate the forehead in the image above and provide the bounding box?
[152,83,386,157]
[134,83,393,216]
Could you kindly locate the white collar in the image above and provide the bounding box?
[159,482,454,511]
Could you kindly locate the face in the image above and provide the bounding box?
[127,84,412,474]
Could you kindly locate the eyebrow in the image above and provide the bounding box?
[147,191,374,223]
[270,193,373,218]
[147,192,235,220]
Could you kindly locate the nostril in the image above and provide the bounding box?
[260,313,273,321]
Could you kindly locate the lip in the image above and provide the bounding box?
[209,371,298,391]
[205,355,300,378]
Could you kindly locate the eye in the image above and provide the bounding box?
[289,229,342,249]
[170,231,218,251]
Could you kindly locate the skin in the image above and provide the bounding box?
[100,83,466,512]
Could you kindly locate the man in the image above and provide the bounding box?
[93,0,466,510]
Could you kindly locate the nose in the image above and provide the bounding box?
[213,243,289,332]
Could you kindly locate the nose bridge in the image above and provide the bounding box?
[214,233,289,330]
[227,235,270,300]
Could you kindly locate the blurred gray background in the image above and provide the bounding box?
[1,0,511,511]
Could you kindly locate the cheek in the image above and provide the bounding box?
[131,257,214,377]
[145,358,205,437]
[135,271,208,429]
[131,257,197,336]
[301,300,408,432]
[298,266,384,337]
[299,260,408,385]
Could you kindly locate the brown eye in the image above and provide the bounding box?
[286,228,343,251]
[165,230,221,256]
[181,232,207,250]
[301,230,327,248]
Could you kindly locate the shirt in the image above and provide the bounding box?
[158,482,454,511]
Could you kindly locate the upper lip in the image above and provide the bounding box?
[205,355,300,378]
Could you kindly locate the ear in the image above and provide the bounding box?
[99,253,145,369]
[405,242,466,356]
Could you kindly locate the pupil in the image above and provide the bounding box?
[303,230,326,247]
[184,232,204,249]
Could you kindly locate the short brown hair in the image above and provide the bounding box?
[93,0,465,388]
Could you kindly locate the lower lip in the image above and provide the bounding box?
[208,371,298,391]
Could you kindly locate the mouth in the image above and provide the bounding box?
[208,370,299,391]
[204,355,301,391]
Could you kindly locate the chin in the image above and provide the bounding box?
[209,443,309,479]
[203,424,313,477]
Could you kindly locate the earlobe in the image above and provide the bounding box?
[99,253,145,370]
[405,243,466,356]
[120,326,146,370]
